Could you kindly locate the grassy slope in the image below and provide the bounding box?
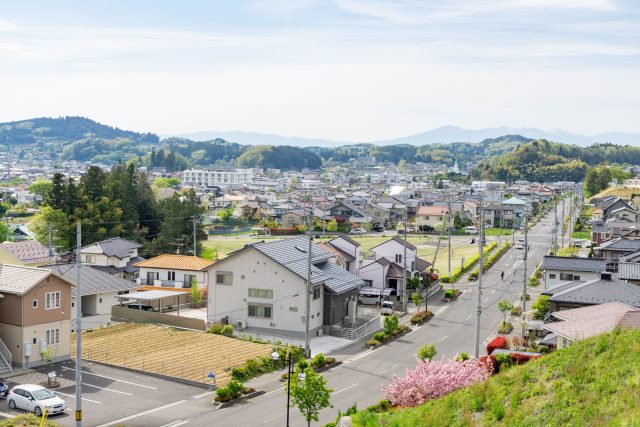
[352,328,640,427]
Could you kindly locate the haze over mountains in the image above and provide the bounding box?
[174,126,640,147]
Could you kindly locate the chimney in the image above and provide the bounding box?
[600,272,612,280]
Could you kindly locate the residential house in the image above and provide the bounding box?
[543,272,640,312]
[81,237,144,281]
[135,254,214,289]
[361,204,389,227]
[326,201,370,225]
[208,237,365,339]
[319,235,360,275]
[591,218,640,246]
[543,302,640,349]
[595,238,640,272]
[279,210,307,228]
[9,225,31,242]
[1,240,54,266]
[0,265,74,368]
[46,264,138,329]
[415,206,449,229]
[482,204,515,228]
[359,237,431,298]
[234,201,262,221]
[540,256,605,289]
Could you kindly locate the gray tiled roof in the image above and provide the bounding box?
[548,276,640,307]
[0,264,56,295]
[330,235,361,248]
[541,256,606,273]
[315,261,364,294]
[598,238,640,252]
[46,263,139,297]
[83,238,142,259]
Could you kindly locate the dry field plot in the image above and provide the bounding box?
[73,323,271,385]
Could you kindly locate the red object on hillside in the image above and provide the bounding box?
[486,336,508,355]
[509,352,541,365]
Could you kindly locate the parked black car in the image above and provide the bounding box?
[372,224,384,232]
[0,382,8,399]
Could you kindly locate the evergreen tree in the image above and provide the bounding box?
[45,173,66,210]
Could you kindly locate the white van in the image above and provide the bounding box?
[381,301,395,315]
[464,226,479,234]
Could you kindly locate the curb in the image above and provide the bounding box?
[215,390,266,409]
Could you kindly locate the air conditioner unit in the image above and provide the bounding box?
[237,320,246,331]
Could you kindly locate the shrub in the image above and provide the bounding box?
[383,358,493,407]
[511,306,522,316]
[383,314,400,335]
[532,295,551,320]
[498,322,513,334]
[457,352,469,361]
[528,276,540,287]
[366,339,380,347]
[486,336,508,355]
[208,323,224,334]
[417,344,437,361]
[310,353,326,368]
[221,324,234,337]
[215,378,244,402]
[410,310,433,325]
[444,289,455,299]
[373,332,386,341]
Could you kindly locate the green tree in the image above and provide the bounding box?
[532,295,551,320]
[190,281,203,308]
[45,172,66,209]
[326,219,338,232]
[417,344,437,361]
[289,368,332,427]
[218,204,235,223]
[411,292,423,312]
[497,300,514,324]
[28,178,53,199]
[153,177,180,188]
[81,165,108,203]
[383,314,399,335]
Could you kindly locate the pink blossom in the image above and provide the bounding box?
[383,358,493,408]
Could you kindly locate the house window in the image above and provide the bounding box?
[559,273,575,281]
[549,274,557,279]
[45,292,60,310]
[45,328,60,346]
[313,286,321,300]
[574,275,581,280]
[84,255,96,264]
[32,300,38,309]
[395,254,402,263]
[184,274,197,288]
[248,304,272,318]
[289,307,298,312]
[216,272,233,285]
[168,271,176,281]
[248,288,274,299]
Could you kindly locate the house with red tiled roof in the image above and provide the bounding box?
[134,254,214,289]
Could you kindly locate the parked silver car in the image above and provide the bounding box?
[8,384,66,416]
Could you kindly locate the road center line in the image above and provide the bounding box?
[55,392,101,404]
[332,383,358,396]
[61,367,157,390]
[96,400,187,427]
[438,335,448,343]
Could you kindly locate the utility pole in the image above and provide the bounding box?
[192,216,197,257]
[75,222,83,426]
[521,214,529,341]
[47,223,54,265]
[304,198,312,358]
[553,198,558,255]
[402,205,408,312]
[473,191,485,358]
[561,193,566,249]
[447,188,452,286]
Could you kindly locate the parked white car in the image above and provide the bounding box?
[8,384,66,416]
[350,228,366,235]
[381,300,395,315]
[464,226,479,234]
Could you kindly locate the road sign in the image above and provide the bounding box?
[208,372,216,379]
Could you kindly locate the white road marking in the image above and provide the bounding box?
[160,421,189,427]
[465,313,472,321]
[263,407,300,423]
[332,383,359,396]
[55,392,101,404]
[438,335,448,343]
[83,383,133,396]
[61,367,157,390]
[193,391,216,399]
[490,289,496,295]
[96,400,187,427]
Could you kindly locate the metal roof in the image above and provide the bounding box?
[548,276,640,307]
[0,264,61,295]
[315,261,364,294]
[616,262,640,280]
[114,289,188,301]
[46,264,138,297]
[541,256,606,273]
[82,237,142,259]
[597,238,640,252]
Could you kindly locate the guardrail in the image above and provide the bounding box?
[0,338,12,372]
[347,316,382,341]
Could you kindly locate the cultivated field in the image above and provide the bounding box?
[73,323,272,386]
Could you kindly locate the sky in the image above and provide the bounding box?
[1,0,639,141]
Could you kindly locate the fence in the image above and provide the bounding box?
[347,316,382,341]
[111,306,206,331]
[0,338,12,372]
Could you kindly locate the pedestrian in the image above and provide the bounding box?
[471,238,475,244]
[501,271,505,280]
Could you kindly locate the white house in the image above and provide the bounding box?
[135,254,214,289]
[359,237,431,298]
[208,237,364,339]
[540,256,605,289]
[81,238,144,281]
[319,235,361,275]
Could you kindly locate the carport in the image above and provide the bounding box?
[115,289,190,315]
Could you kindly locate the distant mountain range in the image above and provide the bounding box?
[173,125,640,147]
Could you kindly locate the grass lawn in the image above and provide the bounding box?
[572,230,591,240]
[484,227,513,236]
[351,328,640,426]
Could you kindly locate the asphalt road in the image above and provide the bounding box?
[87,203,563,427]
[0,204,564,427]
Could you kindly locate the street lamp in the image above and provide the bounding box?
[272,349,305,427]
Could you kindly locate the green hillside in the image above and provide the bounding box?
[351,328,640,426]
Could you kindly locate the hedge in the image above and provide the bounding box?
[486,336,508,355]
[469,242,513,280]
[440,242,498,283]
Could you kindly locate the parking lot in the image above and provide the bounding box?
[0,361,213,427]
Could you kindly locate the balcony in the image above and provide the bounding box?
[137,278,191,288]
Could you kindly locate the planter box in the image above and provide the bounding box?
[215,390,265,409]
[364,325,411,348]
[444,290,463,301]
